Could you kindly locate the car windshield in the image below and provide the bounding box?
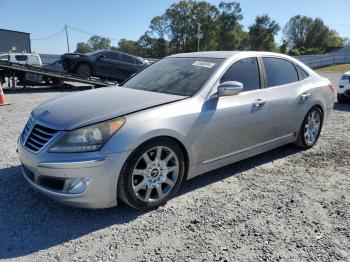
[123,57,223,96]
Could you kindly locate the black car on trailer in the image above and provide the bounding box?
[60,50,149,82]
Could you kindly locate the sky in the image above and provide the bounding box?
[1,0,349,54]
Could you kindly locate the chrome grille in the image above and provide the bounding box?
[21,116,35,143]
[23,121,58,152]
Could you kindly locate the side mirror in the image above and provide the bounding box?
[217,81,243,97]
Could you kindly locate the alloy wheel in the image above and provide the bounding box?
[77,64,91,78]
[304,110,321,146]
[131,146,179,203]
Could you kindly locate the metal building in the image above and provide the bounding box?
[0,29,31,53]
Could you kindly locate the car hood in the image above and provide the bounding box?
[32,87,186,130]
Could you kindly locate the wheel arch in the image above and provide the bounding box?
[308,103,325,122]
[128,135,190,181]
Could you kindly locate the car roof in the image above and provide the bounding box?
[169,51,239,59]
[342,71,350,76]
[168,51,296,60]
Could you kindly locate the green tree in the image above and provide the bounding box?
[138,33,168,58]
[283,15,313,49]
[149,15,168,39]
[163,0,220,53]
[75,42,92,53]
[279,40,288,54]
[248,15,280,51]
[75,35,112,53]
[117,38,144,56]
[87,35,112,51]
[190,1,220,51]
[217,1,245,50]
[283,15,344,53]
[147,16,169,57]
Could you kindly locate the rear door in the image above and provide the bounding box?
[193,57,270,164]
[118,54,139,80]
[94,51,121,79]
[261,57,311,140]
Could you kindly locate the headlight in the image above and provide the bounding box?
[49,117,125,153]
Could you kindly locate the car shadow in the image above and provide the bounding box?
[333,102,350,112]
[0,144,301,259]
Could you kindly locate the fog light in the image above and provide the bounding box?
[66,177,91,194]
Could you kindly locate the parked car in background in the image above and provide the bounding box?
[0,53,42,66]
[60,50,149,82]
[18,51,334,210]
[337,71,350,103]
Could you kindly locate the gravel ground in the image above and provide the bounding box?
[0,73,349,261]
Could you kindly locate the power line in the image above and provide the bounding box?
[67,25,120,41]
[31,28,65,40]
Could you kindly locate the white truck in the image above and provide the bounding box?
[337,71,350,103]
[0,53,42,66]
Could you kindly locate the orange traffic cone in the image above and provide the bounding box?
[0,80,10,106]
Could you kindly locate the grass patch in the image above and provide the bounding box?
[315,64,350,73]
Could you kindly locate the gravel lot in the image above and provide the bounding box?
[0,73,349,261]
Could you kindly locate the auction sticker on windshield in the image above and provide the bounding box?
[192,61,216,68]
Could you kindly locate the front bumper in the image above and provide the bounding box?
[18,139,130,208]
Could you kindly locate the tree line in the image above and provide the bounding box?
[75,1,346,57]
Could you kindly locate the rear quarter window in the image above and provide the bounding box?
[295,65,309,80]
[121,54,134,64]
[134,58,143,65]
[263,57,299,87]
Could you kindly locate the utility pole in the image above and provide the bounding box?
[196,23,203,52]
[64,25,70,53]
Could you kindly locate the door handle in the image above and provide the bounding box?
[301,93,311,100]
[254,99,265,107]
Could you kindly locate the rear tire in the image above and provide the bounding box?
[75,63,92,78]
[117,138,186,210]
[294,106,323,149]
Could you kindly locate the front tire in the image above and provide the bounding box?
[118,138,186,210]
[294,106,323,149]
[75,63,92,78]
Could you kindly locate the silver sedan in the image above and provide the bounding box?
[18,51,334,210]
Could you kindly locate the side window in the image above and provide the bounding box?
[15,55,28,61]
[104,52,120,61]
[134,58,143,65]
[296,65,309,80]
[121,54,134,64]
[220,57,260,91]
[263,57,299,87]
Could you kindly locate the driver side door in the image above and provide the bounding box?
[192,57,270,167]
